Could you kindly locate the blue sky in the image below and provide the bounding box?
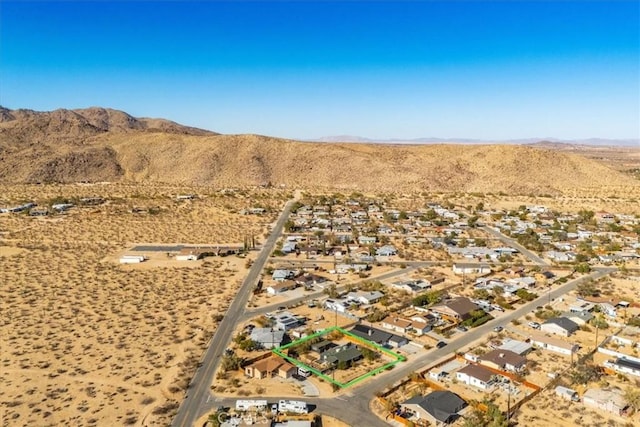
[1,1,639,140]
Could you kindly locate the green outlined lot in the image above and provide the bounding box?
[272,326,406,388]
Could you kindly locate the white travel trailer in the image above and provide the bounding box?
[278,400,308,414]
[235,399,268,412]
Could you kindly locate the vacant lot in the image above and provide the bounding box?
[0,184,284,426]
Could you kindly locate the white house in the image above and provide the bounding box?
[324,298,350,313]
[598,303,617,318]
[272,269,295,281]
[375,245,398,257]
[540,317,579,337]
[529,332,579,355]
[267,281,296,295]
[603,358,640,378]
[345,290,384,305]
[452,263,491,275]
[455,365,496,390]
[583,388,628,416]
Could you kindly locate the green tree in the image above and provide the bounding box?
[412,290,443,307]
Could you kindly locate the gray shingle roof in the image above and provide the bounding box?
[403,391,467,423]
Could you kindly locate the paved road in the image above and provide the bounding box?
[203,269,616,427]
[481,226,548,266]
[172,195,615,427]
[171,197,298,427]
[243,267,415,319]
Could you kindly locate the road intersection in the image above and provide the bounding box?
[172,199,619,427]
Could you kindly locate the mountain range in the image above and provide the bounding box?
[312,135,639,147]
[0,106,637,194]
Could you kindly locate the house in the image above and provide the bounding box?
[452,263,491,275]
[430,297,479,321]
[409,314,436,335]
[497,338,532,356]
[400,391,467,425]
[244,357,296,379]
[564,311,594,326]
[310,340,335,354]
[555,386,580,402]
[583,388,629,416]
[541,317,579,337]
[273,312,301,331]
[456,364,496,390]
[324,298,350,313]
[375,245,398,256]
[282,242,297,253]
[175,248,205,261]
[295,273,327,288]
[272,269,295,281]
[392,279,432,294]
[320,343,362,366]
[479,349,527,373]
[349,324,400,346]
[569,301,595,313]
[250,328,286,349]
[346,290,384,305]
[603,358,640,378]
[529,331,579,355]
[267,280,296,295]
[599,303,617,318]
[381,316,413,334]
[358,236,377,245]
[388,334,409,348]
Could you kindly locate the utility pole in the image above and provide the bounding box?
[507,379,511,426]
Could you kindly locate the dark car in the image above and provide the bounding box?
[436,341,447,349]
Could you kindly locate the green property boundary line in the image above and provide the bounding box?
[272,325,406,388]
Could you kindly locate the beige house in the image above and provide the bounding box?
[244,357,297,379]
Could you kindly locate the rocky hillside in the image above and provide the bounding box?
[0,106,637,194]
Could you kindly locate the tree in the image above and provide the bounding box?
[324,284,339,298]
[462,402,506,427]
[570,364,602,385]
[576,281,598,298]
[412,290,442,307]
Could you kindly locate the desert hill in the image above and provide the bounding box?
[0,106,637,194]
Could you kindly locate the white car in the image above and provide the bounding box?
[528,321,541,329]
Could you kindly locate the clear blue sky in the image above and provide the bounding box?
[1,1,639,140]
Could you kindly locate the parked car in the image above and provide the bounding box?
[528,321,541,329]
[436,341,447,349]
[493,325,504,332]
[456,325,468,332]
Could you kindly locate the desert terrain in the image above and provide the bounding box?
[1,107,639,196]
[1,107,639,427]
[0,184,286,426]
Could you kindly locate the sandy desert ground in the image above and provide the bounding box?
[0,184,286,427]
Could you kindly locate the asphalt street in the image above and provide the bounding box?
[171,197,616,427]
[481,225,548,266]
[171,198,297,427]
